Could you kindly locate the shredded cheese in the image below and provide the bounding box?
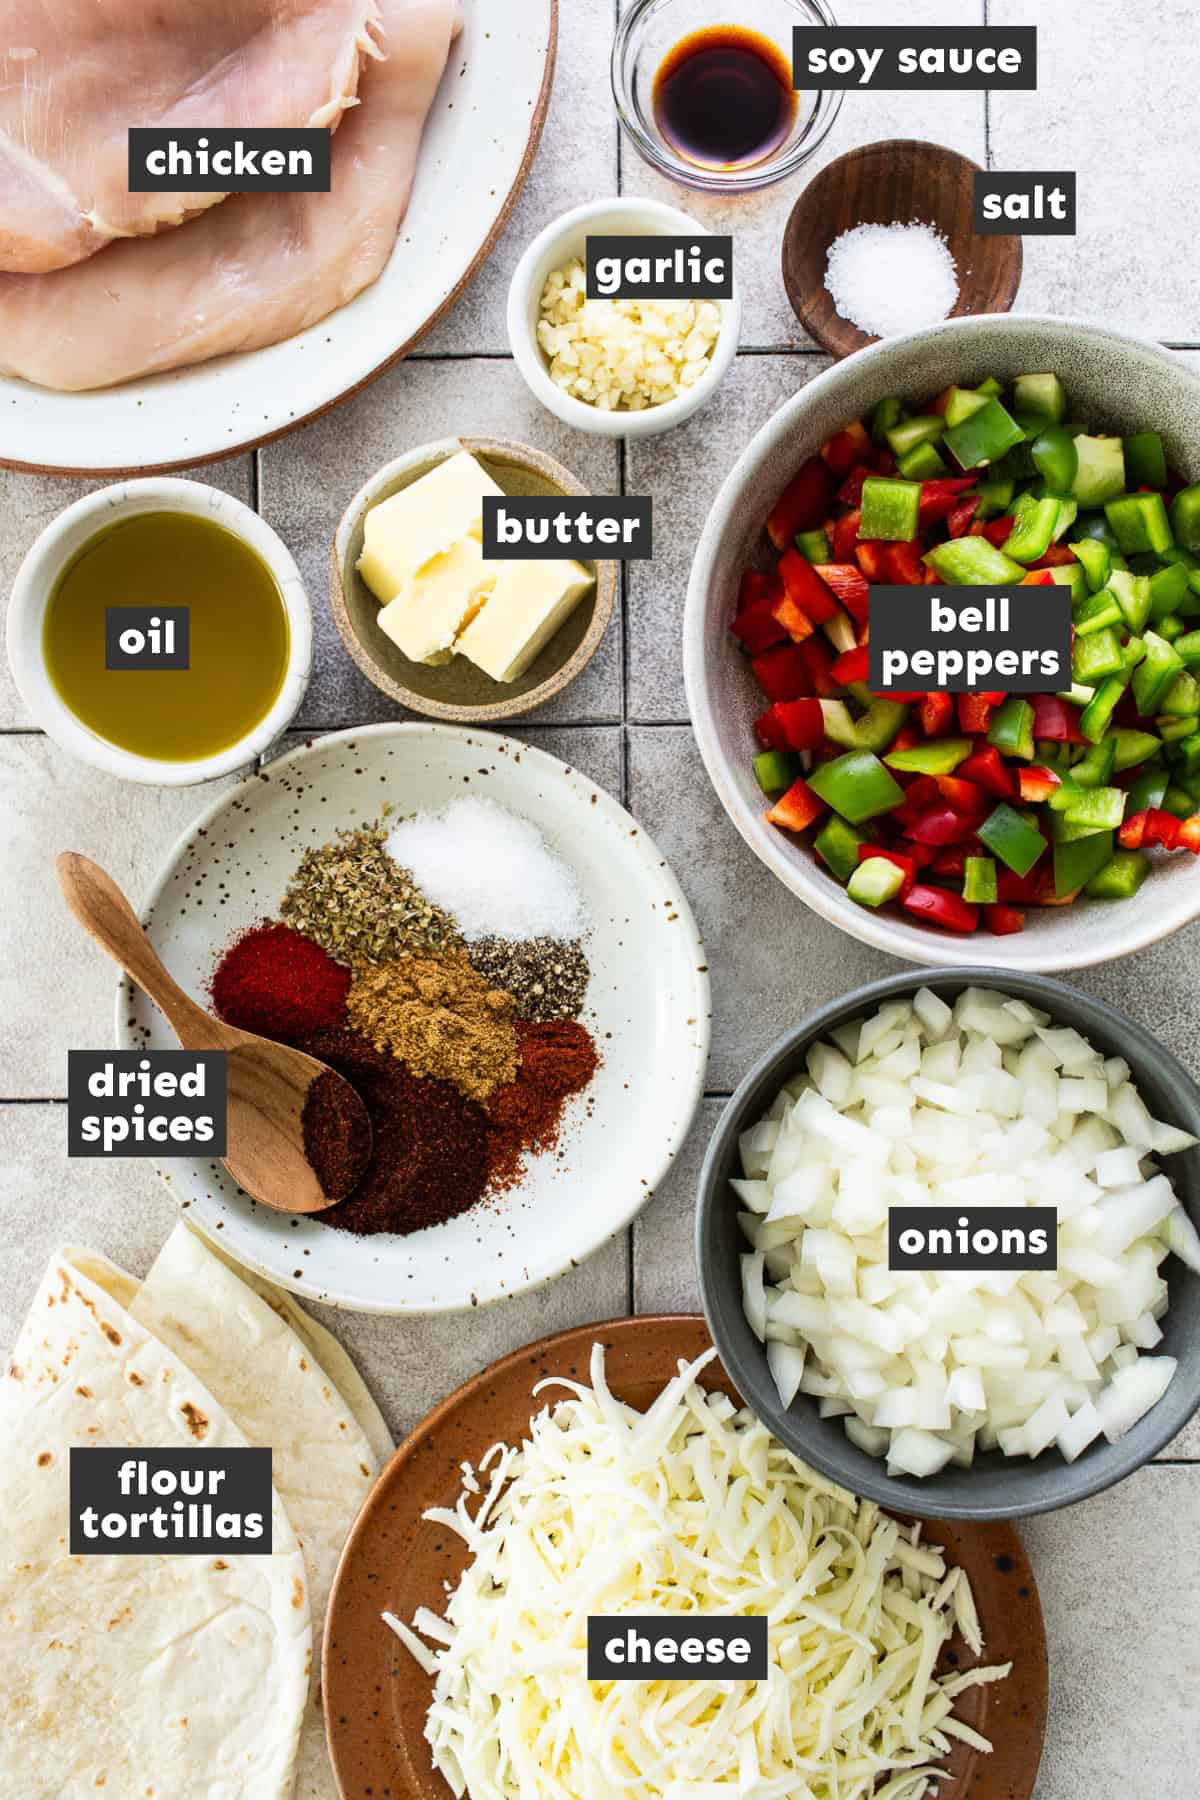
[385,1346,1009,1798]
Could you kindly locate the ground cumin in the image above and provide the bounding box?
[346,951,519,1103]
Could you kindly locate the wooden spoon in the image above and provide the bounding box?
[57,852,370,1216]
[782,139,1023,359]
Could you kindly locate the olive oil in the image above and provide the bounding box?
[44,511,289,762]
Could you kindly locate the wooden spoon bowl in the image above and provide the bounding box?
[57,852,370,1216]
[782,139,1023,360]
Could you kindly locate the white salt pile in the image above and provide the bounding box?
[385,796,585,942]
[824,221,960,339]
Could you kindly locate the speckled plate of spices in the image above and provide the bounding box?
[116,723,710,1314]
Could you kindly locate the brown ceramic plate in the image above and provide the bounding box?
[782,139,1023,360]
[329,436,617,723]
[324,1316,1048,1799]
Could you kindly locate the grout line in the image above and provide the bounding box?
[615,0,636,1324]
[250,447,261,514]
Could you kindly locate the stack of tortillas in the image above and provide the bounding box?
[0,1224,391,1797]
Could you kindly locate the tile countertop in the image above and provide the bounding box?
[2,3,1198,1795]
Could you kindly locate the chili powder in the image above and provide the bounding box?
[301,1069,372,1202]
[486,1019,600,1193]
[211,921,350,1044]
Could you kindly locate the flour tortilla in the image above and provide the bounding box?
[0,1249,310,1799]
[130,1224,391,1799]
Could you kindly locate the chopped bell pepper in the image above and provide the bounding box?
[1073,587,1124,636]
[978,803,1046,876]
[1073,627,1125,684]
[897,441,948,481]
[1105,492,1175,557]
[821,422,872,477]
[832,509,862,563]
[1061,785,1126,830]
[1147,560,1191,621]
[859,477,921,543]
[944,398,1026,472]
[918,476,978,527]
[1071,436,1126,509]
[1054,829,1115,896]
[753,750,801,794]
[766,778,827,834]
[731,592,788,654]
[831,645,870,687]
[769,591,815,644]
[1159,670,1200,716]
[848,857,906,908]
[856,843,916,898]
[985,904,1026,935]
[1005,495,1064,564]
[886,415,946,459]
[1019,765,1062,803]
[1170,484,1200,553]
[819,697,909,755]
[883,541,927,586]
[959,745,1016,797]
[1086,849,1151,898]
[870,395,904,446]
[1079,673,1130,743]
[766,698,825,752]
[989,696,1036,761]
[964,855,999,905]
[926,537,1026,585]
[1132,630,1185,715]
[1013,373,1068,422]
[766,458,835,550]
[794,527,832,563]
[918,692,955,739]
[1107,569,1153,634]
[813,814,870,880]
[1029,697,1086,746]
[798,637,838,696]
[752,643,812,701]
[1124,432,1168,491]
[1032,425,1078,492]
[947,495,982,538]
[779,548,841,625]
[1072,537,1113,594]
[902,885,980,933]
[812,563,870,625]
[885,738,972,776]
[807,751,904,824]
[1071,736,1119,784]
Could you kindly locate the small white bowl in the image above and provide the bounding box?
[506,197,742,440]
[7,478,312,787]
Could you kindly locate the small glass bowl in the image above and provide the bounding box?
[612,0,844,195]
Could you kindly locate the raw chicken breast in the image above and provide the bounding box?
[0,0,384,272]
[0,0,460,390]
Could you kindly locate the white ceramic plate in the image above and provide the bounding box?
[116,724,710,1314]
[0,0,555,478]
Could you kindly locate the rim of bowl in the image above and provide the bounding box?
[683,313,1200,971]
[6,478,312,787]
[506,196,743,440]
[611,0,845,194]
[695,965,1200,1520]
[328,436,618,722]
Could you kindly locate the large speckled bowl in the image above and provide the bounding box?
[685,316,1200,971]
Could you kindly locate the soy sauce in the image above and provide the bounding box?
[652,26,797,170]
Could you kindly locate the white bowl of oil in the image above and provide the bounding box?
[7,479,312,786]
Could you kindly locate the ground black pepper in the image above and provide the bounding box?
[465,936,590,1022]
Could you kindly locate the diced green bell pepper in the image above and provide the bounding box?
[1051,812,1109,844]
[1055,829,1115,896]
[1048,562,1088,606]
[884,738,972,776]
[1106,569,1152,634]
[1121,634,1147,671]
[1004,495,1063,564]
[819,698,909,754]
[813,815,871,882]
[963,856,998,905]
[1132,631,1186,715]
[1164,785,1195,818]
[1072,436,1126,509]
[808,751,904,825]
[1148,559,1191,621]
[1032,425,1078,492]
[753,750,801,795]
[1173,628,1200,666]
[1105,492,1175,556]
[976,377,1004,399]
[1159,670,1200,716]
[1172,735,1200,777]
[925,538,1026,586]
[1125,431,1169,490]
[1013,373,1068,422]
[988,696,1036,761]
[897,441,948,481]
[944,398,1026,471]
[1107,728,1160,772]
[1071,737,1118,785]
[1159,713,1199,742]
[978,803,1046,876]
[1159,614,1187,642]
[975,475,1016,519]
[1072,537,1113,594]
[1170,484,1200,552]
[1086,849,1150,899]
[1079,673,1130,743]
[944,387,989,429]
[1062,785,1126,830]
[886,415,946,458]
[847,857,905,908]
[795,527,831,563]
[860,477,922,543]
[1127,766,1170,812]
[1073,627,1124,683]
[1073,588,1123,636]
[870,395,904,447]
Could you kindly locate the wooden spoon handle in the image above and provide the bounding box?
[56,852,221,1049]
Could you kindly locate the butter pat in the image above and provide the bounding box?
[377,536,498,663]
[358,451,505,604]
[455,558,595,683]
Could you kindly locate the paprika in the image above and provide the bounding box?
[486,1020,600,1193]
[211,921,351,1043]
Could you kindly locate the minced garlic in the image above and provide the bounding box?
[536,258,720,412]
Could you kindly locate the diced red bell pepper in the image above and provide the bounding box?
[907,807,982,847]
[958,744,1016,797]
[821,421,871,476]
[869,447,898,476]
[856,541,888,582]
[770,697,825,752]
[857,843,917,899]
[902,884,980,933]
[902,775,940,811]
[1030,544,1078,568]
[931,846,967,880]
[1019,764,1063,803]
[769,592,816,644]
[1142,809,1186,849]
[895,837,938,870]
[766,459,835,550]
[997,869,1040,904]
[832,508,862,563]
[831,645,870,687]
[1031,694,1087,744]
[930,386,956,417]
[754,706,790,750]
[934,775,986,814]
[919,692,955,738]
[779,548,842,624]
[947,495,982,538]
[977,516,1016,547]
[798,636,838,697]
[1177,816,1200,854]
[956,693,1002,735]
[836,465,873,507]
[1021,570,1059,588]
[731,594,788,654]
[1119,812,1149,849]
[739,569,773,609]
[766,778,826,834]
[890,725,922,752]
[751,642,812,701]
[813,562,871,626]
[986,904,1026,936]
[918,478,977,527]
[883,541,925,586]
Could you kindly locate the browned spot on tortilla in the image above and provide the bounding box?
[180,1402,208,1440]
[359,1462,371,1477]
[292,1577,305,1610]
[48,1639,64,1651]
[212,1559,228,1571]
[128,1371,144,1386]
[298,1358,308,1370]
[321,1385,331,1401]
[338,1420,347,1431]
[101,1323,121,1346]
[95,1778,106,1788]
[8,1363,23,1380]
[36,1452,52,1467]
[76,1385,92,1398]
[107,1607,131,1630]
[305,1650,313,1679]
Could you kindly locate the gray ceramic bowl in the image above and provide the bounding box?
[696,968,1200,1519]
[684,315,1200,971]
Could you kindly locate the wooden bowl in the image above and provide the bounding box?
[782,139,1023,359]
[329,437,617,723]
[324,1315,1048,1800]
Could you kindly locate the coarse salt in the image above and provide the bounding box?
[385,796,585,942]
[824,221,960,339]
